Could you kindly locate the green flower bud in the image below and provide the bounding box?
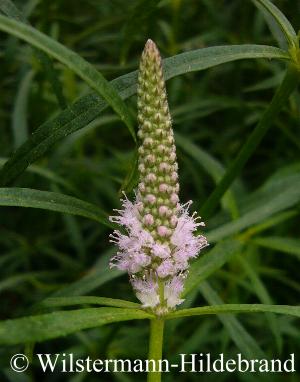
[137,39,179,240]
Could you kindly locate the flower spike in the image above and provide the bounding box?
[109,39,208,315]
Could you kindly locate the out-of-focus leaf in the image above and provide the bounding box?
[120,0,160,63]
[0,0,26,21]
[241,210,297,238]
[120,149,139,194]
[12,69,34,148]
[0,271,56,293]
[252,236,300,260]
[207,174,300,242]
[200,282,266,358]
[0,0,67,108]
[176,133,239,218]
[252,0,297,48]
[183,239,242,297]
[200,67,299,219]
[238,255,282,352]
[244,72,284,92]
[0,14,135,139]
[0,158,77,193]
[53,249,125,297]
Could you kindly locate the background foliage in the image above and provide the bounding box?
[0,0,299,381]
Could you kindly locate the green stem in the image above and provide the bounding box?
[201,65,299,219]
[147,318,165,382]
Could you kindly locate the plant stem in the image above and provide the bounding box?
[201,65,299,219]
[147,318,165,382]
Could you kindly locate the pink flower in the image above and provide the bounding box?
[131,275,160,308]
[152,243,170,259]
[109,193,208,311]
[164,276,185,308]
[157,259,175,278]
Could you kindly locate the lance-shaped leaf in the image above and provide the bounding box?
[0,308,153,345]
[40,296,140,309]
[252,0,297,49]
[207,173,300,242]
[167,304,300,319]
[0,187,112,227]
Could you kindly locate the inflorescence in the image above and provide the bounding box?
[109,39,208,315]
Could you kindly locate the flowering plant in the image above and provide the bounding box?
[0,1,299,382]
[110,40,208,315]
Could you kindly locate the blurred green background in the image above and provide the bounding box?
[0,0,299,381]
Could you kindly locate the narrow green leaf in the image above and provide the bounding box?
[52,183,86,260]
[120,0,160,63]
[201,66,299,219]
[0,0,26,21]
[51,115,120,165]
[244,72,284,92]
[176,133,239,218]
[207,174,300,242]
[252,236,300,260]
[167,304,300,319]
[163,44,289,79]
[176,133,227,181]
[198,282,266,358]
[12,70,34,148]
[238,255,282,352]
[41,296,140,309]
[0,0,67,109]
[253,3,287,49]
[35,50,67,109]
[52,249,125,297]
[0,44,289,186]
[252,0,297,49]
[183,239,242,297]
[241,210,297,238]
[0,14,135,139]
[120,149,139,193]
[0,187,112,227]
[0,158,77,193]
[0,308,153,345]
[0,272,56,293]
[54,267,124,297]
